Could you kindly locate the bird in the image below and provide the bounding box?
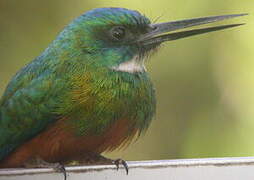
[0,7,246,177]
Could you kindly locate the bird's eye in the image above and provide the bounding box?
[110,26,126,41]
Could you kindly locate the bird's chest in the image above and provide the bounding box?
[69,72,156,139]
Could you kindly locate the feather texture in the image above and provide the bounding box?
[0,7,156,166]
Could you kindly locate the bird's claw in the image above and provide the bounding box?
[53,163,67,180]
[24,158,67,180]
[113,158,129,175]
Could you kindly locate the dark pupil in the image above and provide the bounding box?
[112,27,125,40]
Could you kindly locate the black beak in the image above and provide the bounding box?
[140,13,247,45]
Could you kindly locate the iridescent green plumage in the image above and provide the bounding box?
[0,8,156,162]
[0,7,245,167]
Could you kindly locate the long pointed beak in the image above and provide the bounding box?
[140,13,247,45]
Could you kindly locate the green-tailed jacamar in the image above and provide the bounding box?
[0,7,246,177]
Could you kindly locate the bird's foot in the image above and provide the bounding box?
[68,152,128,174]
[113,158,129,175]
[24,158,67,180]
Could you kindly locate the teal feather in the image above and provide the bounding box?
[0,8,156,161]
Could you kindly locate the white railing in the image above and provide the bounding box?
[1,157,254,180]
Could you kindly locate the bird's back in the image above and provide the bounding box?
[0,54,65,163]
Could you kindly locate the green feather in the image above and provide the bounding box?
[0,8,156,160]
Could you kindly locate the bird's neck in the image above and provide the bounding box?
[111,56,146,73]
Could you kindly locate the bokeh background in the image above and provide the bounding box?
[0,0,253,161]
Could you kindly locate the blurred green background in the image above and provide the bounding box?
[0,0,253,161]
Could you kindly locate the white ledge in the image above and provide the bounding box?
[1,157,254,180]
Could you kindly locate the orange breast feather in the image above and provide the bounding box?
[0,117,137,168]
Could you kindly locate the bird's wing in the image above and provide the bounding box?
[0,57,70,160]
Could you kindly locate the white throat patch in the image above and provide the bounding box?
[111,56,146,73]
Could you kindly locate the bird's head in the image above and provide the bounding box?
[57,8,246,73]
